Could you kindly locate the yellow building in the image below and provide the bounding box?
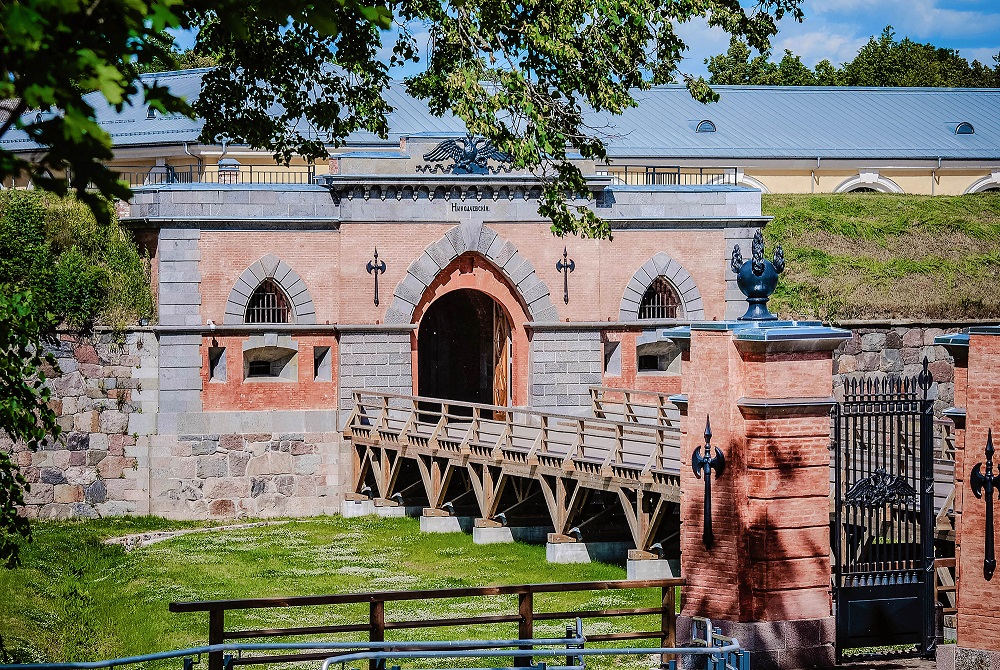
[4,73,999,195]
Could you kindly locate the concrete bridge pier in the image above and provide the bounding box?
[626,550,681,579]
[372,498,422,517]
[419,508,474,533]
[472,518,552,545]
[340,496,376,517]
[545,533,630,564]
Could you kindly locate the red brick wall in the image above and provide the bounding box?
[490,225,727,322]
[956,333,1000,652]
[199,224,729,327]
[199,231,342,325]
[680,330,834,623]
[201,334,339,411]
[601,329,682,394]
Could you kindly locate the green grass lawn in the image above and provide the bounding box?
[0,516,664,670]
[762,193,1000,320]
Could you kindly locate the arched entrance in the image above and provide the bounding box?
[417,289,511,407]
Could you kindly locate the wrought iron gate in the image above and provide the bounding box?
[833,362,935,657]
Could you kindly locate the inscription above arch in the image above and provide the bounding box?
[385,224,558,324]
[619,253,704,321]
[224,253,317,325]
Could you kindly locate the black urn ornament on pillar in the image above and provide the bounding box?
[731,229,785,321]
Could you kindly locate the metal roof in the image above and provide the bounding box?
[601,85,1000,160]
[3,69,1000,160]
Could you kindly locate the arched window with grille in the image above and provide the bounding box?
[245,279,292,323]
[638,276,682,320]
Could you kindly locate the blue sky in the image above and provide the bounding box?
[170,1,1000,79]
[677,0,1000,77]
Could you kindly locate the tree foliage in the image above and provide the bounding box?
[0,191,154,330]
[2,0,804,238]
[708,27,1000,88]
[0,290,60,569]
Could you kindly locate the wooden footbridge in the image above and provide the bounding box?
[344,384,960,567]
[343,387,683,557]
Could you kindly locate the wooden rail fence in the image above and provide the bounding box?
[170,579,684,670]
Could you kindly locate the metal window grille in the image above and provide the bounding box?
[245,279,291,324]
[638,276,681,319]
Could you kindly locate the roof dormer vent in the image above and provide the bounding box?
[146,107,156,120]
[956,122,974,135]
[696,120,717,133]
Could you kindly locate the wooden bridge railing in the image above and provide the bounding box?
[170,579,684,670]
[589,387,680,429]
[346,391,682,484]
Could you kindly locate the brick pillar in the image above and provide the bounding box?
[944,327,1000,668]
[678,322,849,670]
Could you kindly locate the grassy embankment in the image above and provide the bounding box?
[0,517,658,669]
[762,193,1000,321]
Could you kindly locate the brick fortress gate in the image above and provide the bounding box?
[22,134,756,521]
[13,134,998,669]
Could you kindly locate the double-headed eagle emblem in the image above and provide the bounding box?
[844,468,917,507]
[421,134,511,175]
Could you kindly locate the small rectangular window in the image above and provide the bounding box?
[314,346,332,381]
[637,355,660,372]
[248,360,273,377]
[209,346,227,382]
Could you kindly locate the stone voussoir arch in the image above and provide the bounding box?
[964,171,1000,194]
[834,173,904,194]
[619,252,704,321]
[223,253,317,324]
[385,224,558,324]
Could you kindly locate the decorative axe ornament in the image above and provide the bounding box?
[366,247,386,306]
[692,416,725,549]
[731,229,785,321]
[971,428,1000,580]
[555,247,575,304]
[421,134,511,175]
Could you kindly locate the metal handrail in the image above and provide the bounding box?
[111,164,316,187]
[318,644,744,670]
[0,636,748,670]
[594,165,738,187]
[0,637,585,670]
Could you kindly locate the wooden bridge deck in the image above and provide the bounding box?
[343,387,684,555]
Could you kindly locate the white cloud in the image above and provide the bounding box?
[775,30,866,66]
[674,17,740,78]
[961,46,1000,65]
[806,0,1000,40]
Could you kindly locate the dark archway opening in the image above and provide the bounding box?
[418,289,510,410]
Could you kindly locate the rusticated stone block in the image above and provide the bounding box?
[229,451,251,477]
[40,467,67,485]
[208,499,237,517]
[196,455,228,479]
[53,484,84,504]
[66,432,90,451]
[219,434,244,451]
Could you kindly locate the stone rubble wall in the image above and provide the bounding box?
[833,324,962,415]
[9,331,158,519]
[7,329,348,521]
[148,431,346,519]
